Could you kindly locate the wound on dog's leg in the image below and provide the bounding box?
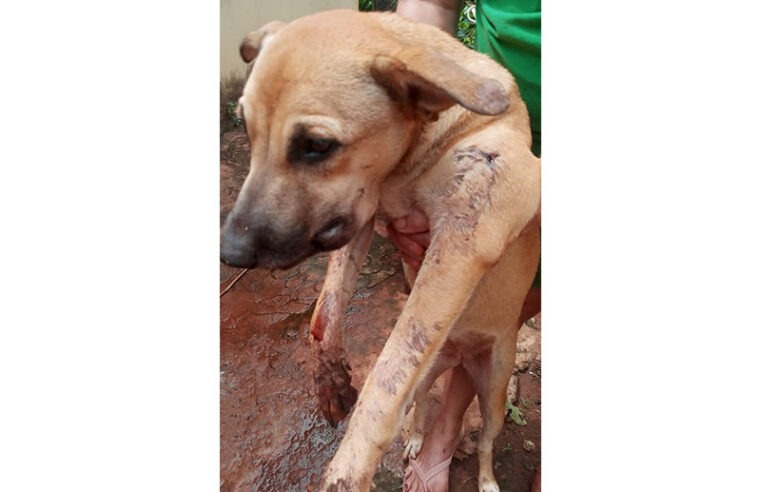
[309,223,374,425]
[314,347,357,426]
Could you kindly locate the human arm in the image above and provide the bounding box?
[395,0,463,34]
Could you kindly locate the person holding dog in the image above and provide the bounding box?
[392,1,541,491]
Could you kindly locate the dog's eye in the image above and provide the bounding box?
[303,137,338,161]
[289,135,340,164]
[307,138,334,155]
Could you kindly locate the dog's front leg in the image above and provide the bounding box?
[319,237,494,491]
[309,219,374,426]
[320,145,540,491]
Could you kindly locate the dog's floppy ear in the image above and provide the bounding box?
[370,46,509,120]
[239,21,286,63]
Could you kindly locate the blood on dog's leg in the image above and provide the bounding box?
[310,220,374,425]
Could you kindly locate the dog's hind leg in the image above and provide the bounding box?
[309,219,374,426]
[466,331,519,492]
[404,379,431,461]
[403,342,461,460]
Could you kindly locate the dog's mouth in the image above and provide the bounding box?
[310,217,352,252]
[220,215,356,270]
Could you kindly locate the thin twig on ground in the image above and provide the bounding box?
[220,268,249,297]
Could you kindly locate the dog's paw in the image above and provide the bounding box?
[314,351,358,426]
[479,478,500,492]
[403,432,424,460]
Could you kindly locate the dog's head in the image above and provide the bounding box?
[220,10,508,269]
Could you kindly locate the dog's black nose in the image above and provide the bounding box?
[220,239,258,268]
[220,223,259,268]
[220,244,258,268]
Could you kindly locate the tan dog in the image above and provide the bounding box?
[220,9,540,492]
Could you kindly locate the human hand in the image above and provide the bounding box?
[387,207,431,271]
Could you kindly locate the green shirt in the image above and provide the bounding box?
[476,0,541,156]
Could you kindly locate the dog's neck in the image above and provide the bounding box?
[391,105,490,180]
[378,105,494,221]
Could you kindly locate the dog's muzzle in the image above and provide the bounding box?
[220,212,356,270]
[220,215,304,270]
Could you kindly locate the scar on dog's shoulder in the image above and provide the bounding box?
[434,146,503,237]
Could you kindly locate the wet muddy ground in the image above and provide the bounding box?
[220,129,541,491]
